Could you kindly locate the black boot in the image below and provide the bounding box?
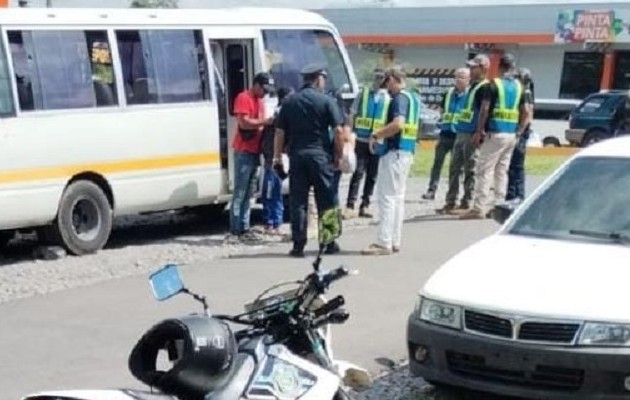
[324,241,340,255]
[289,241,305,258]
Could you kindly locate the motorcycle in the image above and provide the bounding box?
[22,210,370,400]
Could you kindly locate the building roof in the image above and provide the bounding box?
[0,6,334,27]
[320,1,630,43]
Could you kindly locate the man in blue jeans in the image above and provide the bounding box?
[261,87,293,234]
[506,68,535,203]
[229,72,274,242]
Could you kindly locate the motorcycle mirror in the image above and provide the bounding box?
[149,264,211,314]
[149,264,185,301]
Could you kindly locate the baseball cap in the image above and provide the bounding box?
[384,66,406,81]
[499,53,516,70]
[253,72,272,92]
[517,67,532,80]
[466,54,490,69]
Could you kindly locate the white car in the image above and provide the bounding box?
[407,135,630,400]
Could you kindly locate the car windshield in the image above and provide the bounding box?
[508,156,630,244]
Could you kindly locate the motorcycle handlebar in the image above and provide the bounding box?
[321,266,349,289]
[313,295,345,318]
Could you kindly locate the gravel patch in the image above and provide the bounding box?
[352,365,438,400]
[0,178,446,305]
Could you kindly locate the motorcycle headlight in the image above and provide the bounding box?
[578,322,630,346]
[418,297,462,330]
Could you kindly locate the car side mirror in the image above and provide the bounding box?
[492,202,519,224]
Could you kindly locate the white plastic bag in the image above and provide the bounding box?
[339,133,357,174]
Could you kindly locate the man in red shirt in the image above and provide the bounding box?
[229,72,273,241]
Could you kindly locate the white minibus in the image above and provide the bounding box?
[0,7,359,255]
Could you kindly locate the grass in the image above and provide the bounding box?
[411,145,571,178]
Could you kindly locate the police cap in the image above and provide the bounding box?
[300,63,328,78]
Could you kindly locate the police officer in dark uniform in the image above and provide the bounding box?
[273,63,345,257]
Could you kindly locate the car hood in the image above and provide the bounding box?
[422,234,630,323]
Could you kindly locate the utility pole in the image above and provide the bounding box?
[18,0,28,6]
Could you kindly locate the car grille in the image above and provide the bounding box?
[464,310,513,338]
[518,322,580,343]
[446,351,584,391]
[464,310,581,344]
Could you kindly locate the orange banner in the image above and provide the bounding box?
[0,0,8,7]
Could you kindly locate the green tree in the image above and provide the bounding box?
[130,0,178,8]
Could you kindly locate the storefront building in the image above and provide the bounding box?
[316,0,630,113]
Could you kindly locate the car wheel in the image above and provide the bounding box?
[47,180,113,255]
[542,136,561,147]
[581,129,608,147]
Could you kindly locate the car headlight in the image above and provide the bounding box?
[418,297,462,330]
[578,322,630,346]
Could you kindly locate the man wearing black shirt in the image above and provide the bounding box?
[461,54,532,219]
[273,64,345,257]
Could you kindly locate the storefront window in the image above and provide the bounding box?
[559,52,603,100]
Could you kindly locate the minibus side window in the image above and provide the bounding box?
[262,29,351,93]
[0,34,14,116]
[115,29,208,105]
[7,29,117,111]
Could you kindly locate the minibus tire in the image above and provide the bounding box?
[0,230,14,250]
[53,180,113,255]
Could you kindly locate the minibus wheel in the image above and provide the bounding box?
[52,180,113,255]
[0,230,14,250]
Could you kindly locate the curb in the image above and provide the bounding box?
[417,140,579,157]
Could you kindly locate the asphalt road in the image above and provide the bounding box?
[0,215,498,399]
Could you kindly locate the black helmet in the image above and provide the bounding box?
[128,315,237,400]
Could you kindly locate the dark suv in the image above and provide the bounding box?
[565,90,628,147]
